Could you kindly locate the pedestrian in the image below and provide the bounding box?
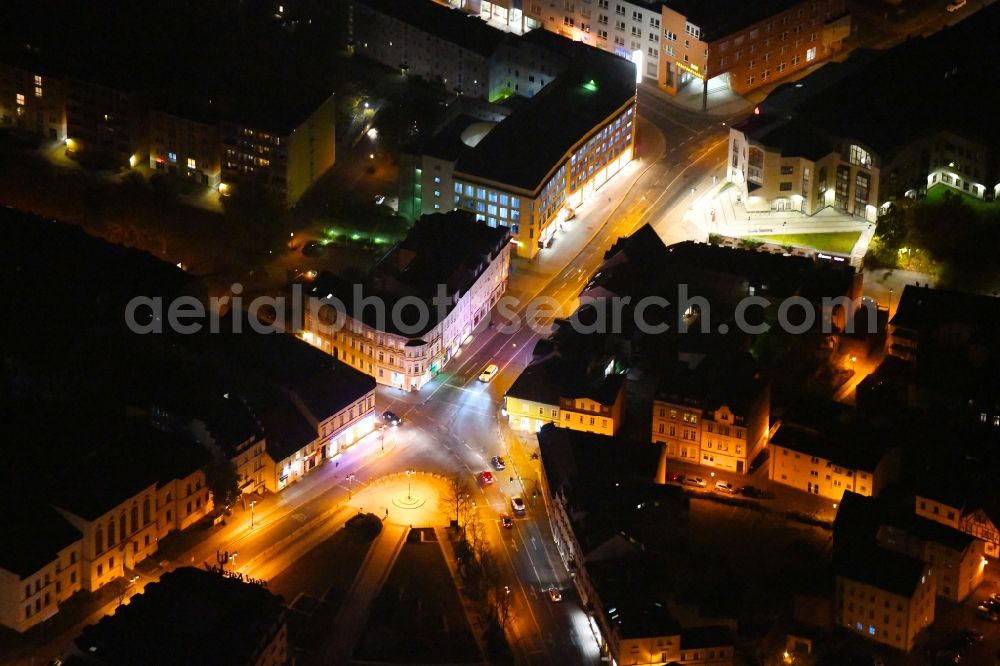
[385,508,389,519]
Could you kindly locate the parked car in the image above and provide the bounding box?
[500,513,513,528]
[714,480,736,494]
[665,472,683,484]
[480,471,494,486]
[739,485,766,498]
[684,476,707,488]
[946,0,966,11]
[382,410,402,426]
[548,588,563,602]
[491,455,506,471]
[511,496,526,516]
[479,364,500,382]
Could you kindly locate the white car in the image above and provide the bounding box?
[684,476,708,488]
[946,0,966,11]
[479,364,499,382]
[548,588,563,602]
[714,481,736,494]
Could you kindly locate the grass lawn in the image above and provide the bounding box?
[924,183,999,213]
[355,540,480,663]
[752,231,861,254]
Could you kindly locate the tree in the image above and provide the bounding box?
[443,474,472,528]
[205,459,241,510]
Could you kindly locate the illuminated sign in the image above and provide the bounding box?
[674,60,705,79]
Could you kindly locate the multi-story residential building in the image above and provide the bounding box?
[0,506,82,633]
[767,407,901,500]
[402,44,636,258]
[69,567,287,666]
[834,545,935,652]
[728,113,880,221]
[836,492,986,604]
[653,353,769,475]
[254,371,377,492]
[352,0,506,99]
[0,56,66,141]
[916,491,1000,559]
[505,354,626,434]
[220,90,336,206]
[727,10,1000,220]
[148,106,222,188]
[65,76,146,168]
[524,0,849,101]
[300,211,512,391]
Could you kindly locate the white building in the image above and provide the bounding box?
[301,211,512,391]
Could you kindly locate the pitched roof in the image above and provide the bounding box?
[835,544,927,598]
[0,504,81,578]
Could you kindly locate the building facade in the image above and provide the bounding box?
[301,212,512,391]
[0,61,66,141]
[65,77,146,168]
[220,93,336,207]
[834,552,935,652]
[917,495,1000,559]
[653,362,770,475]
[768,435,899,501]
[728,120,880,222]
[148,109,222,187]
[505,370,626,435]
[523,0,848,100]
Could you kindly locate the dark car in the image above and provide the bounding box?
[665,472,683,484]
[500,513,513,529]
[382,410,402,426]
[739,485,767,498]
[491,456,506,471]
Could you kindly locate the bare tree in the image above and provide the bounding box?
[466,510,488,562]
[442,474,472,529]
[492,582,513,631]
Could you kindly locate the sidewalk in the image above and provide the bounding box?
[314,522,409,664]
[435,528,491,662]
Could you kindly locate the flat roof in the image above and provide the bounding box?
[455,48,635,192]
[74,567,285,666]
[354,0,508,57]
[665,0,807,41]
[656,352,766,415]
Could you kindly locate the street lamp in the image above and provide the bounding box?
[406,469,415,500]
[250,500,256,529]
[347,473,356,499]
[888,287,893,315]
[230,551,238,571]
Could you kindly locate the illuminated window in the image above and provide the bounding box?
[168,152,177,163]
[16,93,25,106]
[35,86,42,98]
[849,145,872,168]
[806,46,817,61]
[187,157,196,169]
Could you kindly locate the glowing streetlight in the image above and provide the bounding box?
[367,127,379,140]
[230,551,238,571]
[369,153,375,160]
[347,473,356,499]
[406,469,415,500]
[250,500,256,528]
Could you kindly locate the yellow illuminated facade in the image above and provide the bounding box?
[769,443,898,501]
[916,495,1000,558]
[835,566,934,652]
[505,382,625,435]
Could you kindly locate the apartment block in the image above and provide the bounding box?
[0,58,66,141]
[524,0,848,102]
[653,353,769,475]
[505,354,626,435]
[301,211,512,391]
[834,546,934,652]
[767,408,900,500]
